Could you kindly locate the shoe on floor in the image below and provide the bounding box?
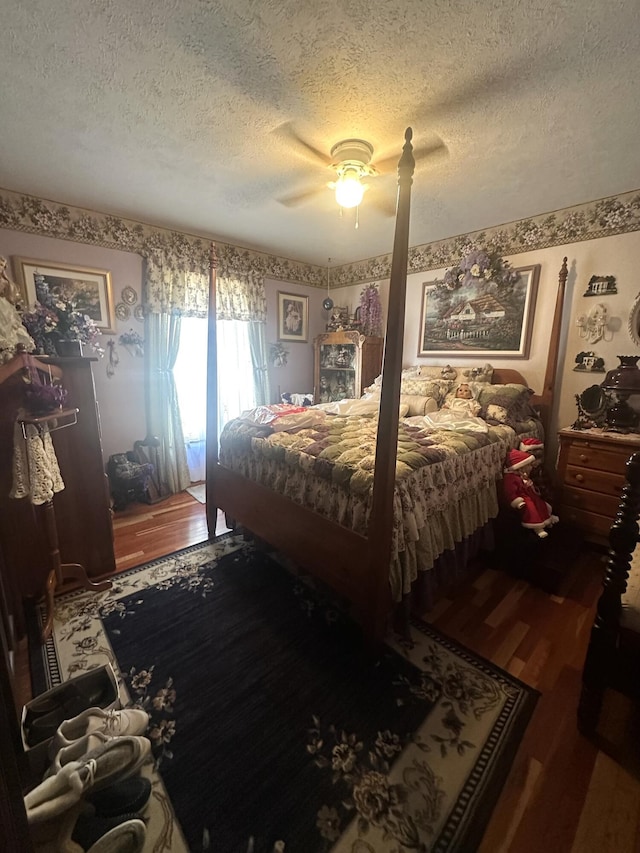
[43,802,147,853]
[48,731,112,777]
[71,811,146,853]
[85,776,152,818]
[49,707,149,758]
[25,737,151,824]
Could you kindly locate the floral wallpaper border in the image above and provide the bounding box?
[1,185,639,289]
[330,189,640,286]
[0,187,326,287]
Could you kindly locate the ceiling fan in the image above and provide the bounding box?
[273,123,447,215]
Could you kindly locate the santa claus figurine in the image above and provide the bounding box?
[502,448,559,538]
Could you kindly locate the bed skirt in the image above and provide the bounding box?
[400,521,495,620]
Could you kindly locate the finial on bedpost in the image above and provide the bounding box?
[209,242,218,270]
[559,256,568,286]
[398,127,415,179]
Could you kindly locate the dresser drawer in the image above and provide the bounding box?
[564,465,625,498]
[559,505,612,538]
[566,443,631,475]
[562,485,620,517]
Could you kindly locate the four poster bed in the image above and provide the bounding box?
[205,129,568,642]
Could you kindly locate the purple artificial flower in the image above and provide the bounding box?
[359,283,383,337]
[20,277,104,356]
[435,246,520,292]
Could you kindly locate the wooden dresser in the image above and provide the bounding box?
[0,356,115,602]
[557,427,640,542]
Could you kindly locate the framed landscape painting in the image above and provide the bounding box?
[15,257,116,333]
[418,265,540,359]
[277,291,308,343]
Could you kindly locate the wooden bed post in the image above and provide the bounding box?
[540,256,568,454]
[205,243,219,539]
[365,128,416,643]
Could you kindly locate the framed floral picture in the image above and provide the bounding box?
[14,257,116,333]
[277,291,308,343]
[418,265,540,358]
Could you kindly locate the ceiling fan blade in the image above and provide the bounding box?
[276,185,326,207]
[367,192,397,218]
[373,137,448,174]
[272,122,331,167]
[416,47,563,123]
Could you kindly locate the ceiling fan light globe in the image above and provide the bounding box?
[335,172,365,209]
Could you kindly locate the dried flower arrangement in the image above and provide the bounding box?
[20,275,104,356]
[119,328,145,356]
[437,247,520,292]
[269,342,289,366]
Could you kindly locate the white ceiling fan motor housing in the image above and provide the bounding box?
[330,139,376,176]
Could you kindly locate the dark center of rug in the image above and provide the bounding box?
[104,546,433,850]
[99,542,536,852]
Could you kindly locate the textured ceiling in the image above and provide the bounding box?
[2,0,640,267]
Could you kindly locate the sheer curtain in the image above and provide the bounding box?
[142,248,269,492]
[143,250,209,495]
[216,319,257,438]
[174,317,259,482]
[144,311,191,495]
[173,317,208,482]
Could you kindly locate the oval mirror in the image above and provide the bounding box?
[579,384,607,417]
[629,292,640,348]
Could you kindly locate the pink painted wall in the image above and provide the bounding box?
[264,278,327,402]
[0,228,146,460]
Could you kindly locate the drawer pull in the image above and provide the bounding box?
[579,454,588,462]
[575,473,585,482]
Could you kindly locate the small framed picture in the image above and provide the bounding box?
[14,257,116,333]
[277,291,308,343]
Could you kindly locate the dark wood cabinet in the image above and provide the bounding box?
[557,427,640,543]
[313,331,383,403]
[0,356,115,603]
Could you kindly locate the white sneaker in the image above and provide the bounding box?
[26,736,152,825]
[49,707,149,760]
[47,730,111,777]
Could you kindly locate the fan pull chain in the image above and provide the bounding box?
[355,205,359,229]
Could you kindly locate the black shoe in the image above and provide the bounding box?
[85,776,152,818]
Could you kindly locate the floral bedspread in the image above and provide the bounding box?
[220,413,542,600]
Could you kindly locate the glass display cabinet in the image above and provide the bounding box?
[313,331,383,403]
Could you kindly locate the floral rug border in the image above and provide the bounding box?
[28,535,539,852]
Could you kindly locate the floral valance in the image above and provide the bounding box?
[217,267,266,323]
[144,247,267,321]
[143,241,210,317]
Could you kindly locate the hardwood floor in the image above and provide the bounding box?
[112,490,211,572]
[442,550,640,853]
[19,494,640,850]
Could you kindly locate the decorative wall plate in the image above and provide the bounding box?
[134,304,144,322]
[115,302,130,321]
[121,286,138,305]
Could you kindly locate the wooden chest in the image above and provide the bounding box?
[557,428,640,542]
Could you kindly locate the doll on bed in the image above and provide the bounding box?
[502,449,559,538]
[442,383,481,417]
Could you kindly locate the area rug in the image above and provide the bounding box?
[186,483,206,503]
[30,535,538,853]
